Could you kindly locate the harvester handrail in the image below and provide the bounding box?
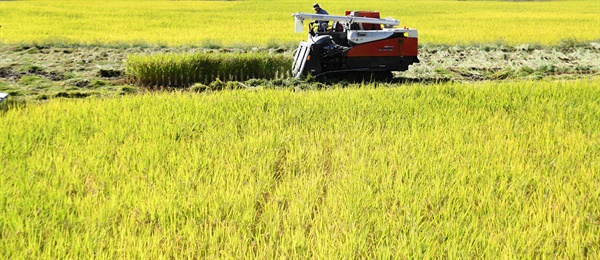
[292,12,399,27]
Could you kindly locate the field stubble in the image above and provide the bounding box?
[1,42,599,101]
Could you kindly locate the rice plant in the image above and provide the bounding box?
[126,52,292,87]
[1,0,598,46]
[1,79,599,258]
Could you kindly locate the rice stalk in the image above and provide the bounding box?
[126,52,293,88]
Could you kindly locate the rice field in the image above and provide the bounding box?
[2,0,600,258]
[1,0,598,46]
[1,79,599,258]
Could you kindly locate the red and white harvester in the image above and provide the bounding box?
[291,11,419,79]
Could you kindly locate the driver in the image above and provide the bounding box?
[313,3,329,32]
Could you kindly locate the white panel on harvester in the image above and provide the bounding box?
[0,93,8,102]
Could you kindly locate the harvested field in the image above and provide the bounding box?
[1,43,599,100]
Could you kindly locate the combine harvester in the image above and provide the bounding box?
[292,11,419,79]
[0,93,7,103]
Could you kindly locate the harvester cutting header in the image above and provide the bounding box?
[291,10,419,79]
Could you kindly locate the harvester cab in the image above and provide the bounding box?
[291,11,419,79]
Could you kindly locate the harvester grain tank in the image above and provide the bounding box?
[291,11,419,78]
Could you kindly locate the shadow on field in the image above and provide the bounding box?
[0,99,27,114]
[388,76,453,85]
[319,74,453,85]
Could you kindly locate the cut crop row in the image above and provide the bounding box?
[126,52,292,88]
